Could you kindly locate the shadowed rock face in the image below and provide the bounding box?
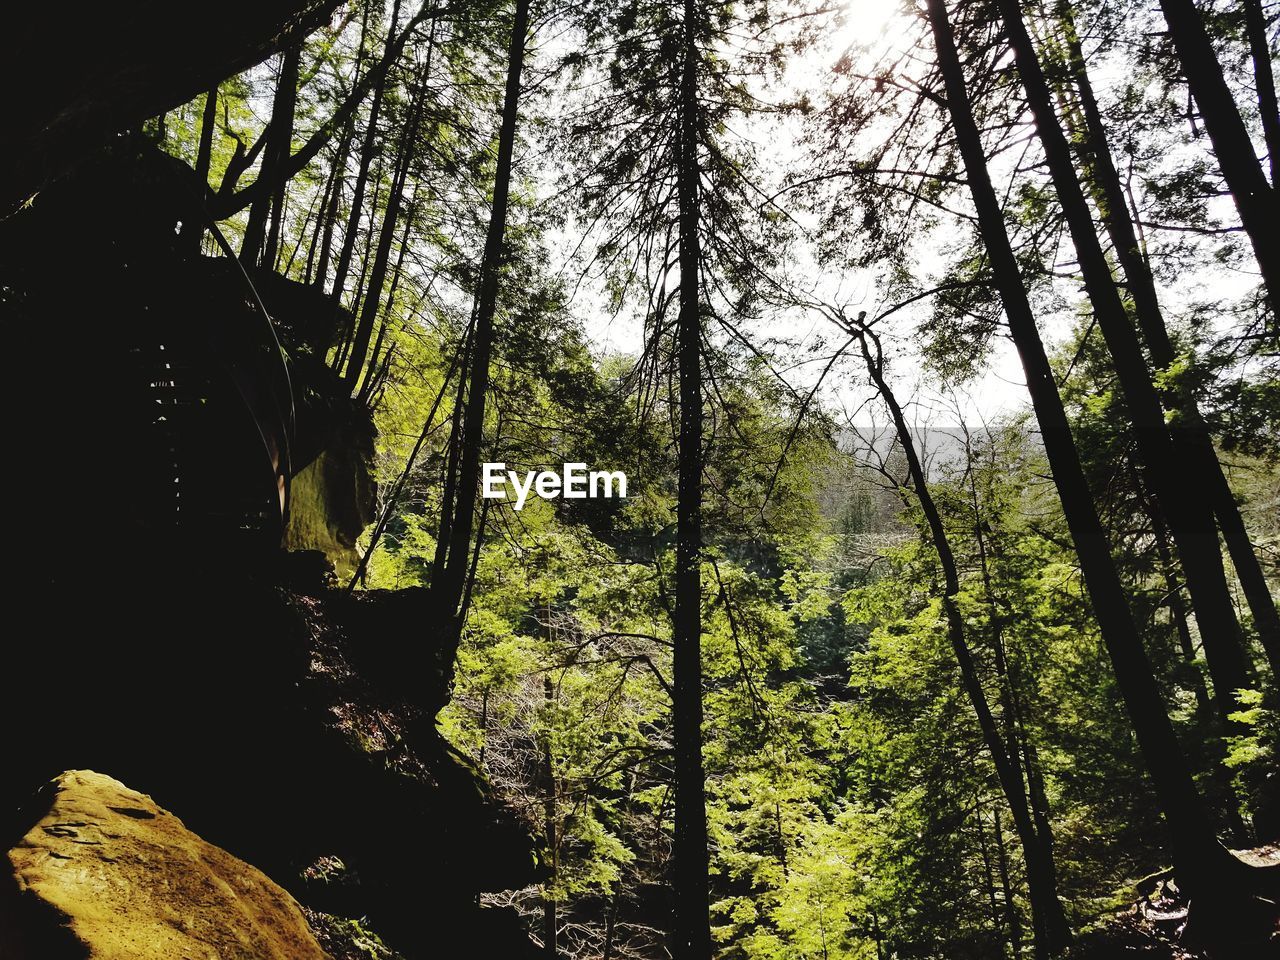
[0,770,331,959]
[1,1,343,215]
[0,555,539,959]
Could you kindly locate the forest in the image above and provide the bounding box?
[0,0,1277,958]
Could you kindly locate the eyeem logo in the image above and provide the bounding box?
[482,463,627,511]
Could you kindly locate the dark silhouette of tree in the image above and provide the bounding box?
[922,0,1274,936]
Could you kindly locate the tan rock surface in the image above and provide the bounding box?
[0,770,330,959]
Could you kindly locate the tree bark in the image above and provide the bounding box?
[855,326,1069,957]
[991,808,1022,958]
[240,47,300,266]
[543,674,558,959]
[974,801,1006,946]
[180,86,219,254]
[1157,0,1280,313]
[330,0,403,302]
[312,120,355,290]
[924,0,1257,915]
[344,51,429,391]
[263,46,302,269]
[304,131,342,284]
[1054,2,1280,682]
[1243,0,1280,188]
[994,0,1254,721]
[434,0,531,669]
[359,190,416,403]
[671,3,712,959]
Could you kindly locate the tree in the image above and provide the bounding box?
[842,315,1071,958]
[433,0,533,674]
[1044,0,1280,682]
[921,0,1271,932]
[1156,0,1280,313]
[670,0,714,950]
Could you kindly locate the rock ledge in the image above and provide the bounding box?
[0,770,330,959]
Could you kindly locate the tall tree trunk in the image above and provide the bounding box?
[1157,0,1280,312]
[358,191,415,403]
[1053,2,1280,682]
[241,47,300,267]
[430,345,473,588]
[194,86,219,192]
[181,86,219,254]
[304,134,341,284]
[434,0,530,670]
[973,490,1063,890]
[671,3,711,958]
[974,801,1007,948]
[1243,0,1280,187]
[542,674,558,959]
[1149,501,1214,716]
[262,45,300,269]
[334,156,384,372]
[602,889,617,960]
[313,120,354,289]
[1132,467,1252,840]
[330,0,402,301]
[855,327,1069,957]
[994,0,1254,722]
[991,808,1023,959]
[345,20,434,391]
[924,0,1263,919]
[344,77,423,389]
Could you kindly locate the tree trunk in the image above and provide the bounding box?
[542,675,558,959]
[304,132,341,284]
[333,156,384,372]
[1157,0,1280,313]
[1054,2,1280,682]
[994,0,1254,722]
[1243,0,1280,187]
[434,0,531,669]
[241,48,300,266]
[855,327,1069,957]
[924,0,1260,919]
[330,0,402,301]
[262,45,301,269]
[180,86,219,254]
[430,348,473,588]
[991,808,1023,958]
[344,49,429,391]
[313,120,354,289]
[1129,463,1252,841]
[671,3,712,959]
[974,801,1006,946]
[358,190,415,403]
[1121,455,1213,715]
[345,15,435,391]
[972,490,1064,899]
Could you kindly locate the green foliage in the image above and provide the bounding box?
[146,0,1280,954]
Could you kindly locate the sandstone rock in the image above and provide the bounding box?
[0,771,330,960]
